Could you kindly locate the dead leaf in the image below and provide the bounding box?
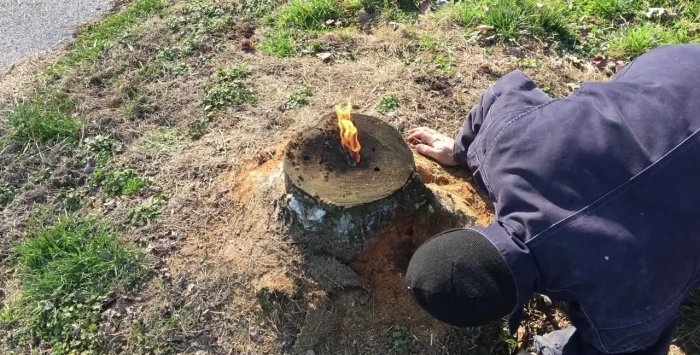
[591,54,608,68]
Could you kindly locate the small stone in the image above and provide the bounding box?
[306,351,316,355]
[325,19,335,25]
[480,34,497,45]
[388,21,401,30]
[83,161,95,174]
[172,334,185,343]
[435,0,449,8]
[419,0,431,14]
[358,8,372,30]
[301,49,315,55]
[506,46,523,57]
[317,52,333,62]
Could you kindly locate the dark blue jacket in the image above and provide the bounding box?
[453,44,700,354]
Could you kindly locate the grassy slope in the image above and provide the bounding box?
[0,0,698,354]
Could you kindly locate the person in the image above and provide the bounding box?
[403,44,700,355]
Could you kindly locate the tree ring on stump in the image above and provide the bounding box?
[282,112,428,261]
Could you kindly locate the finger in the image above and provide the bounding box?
[406,131,436,145]
[414,143,441,160]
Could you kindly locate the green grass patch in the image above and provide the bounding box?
[203,66,258,112]
[609,22,691,59]
[260,28,299,57]
[0,217,145,354]
[277,0,345,30]
[4,94,81,145]
[284,86,313,110]
[48,0,165,75]
[440,0,699,59]
[377,92,400,113]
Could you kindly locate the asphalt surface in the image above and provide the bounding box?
[0,0,113,68]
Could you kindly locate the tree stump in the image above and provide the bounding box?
[282,112,428,261]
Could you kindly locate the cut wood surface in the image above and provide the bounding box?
[284,112,415,208]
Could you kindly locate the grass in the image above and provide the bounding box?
[48,0,165,75]
[100,169,150,196]
[203,66,258,113]
[260,28,298,57]
[439,0,699,59]
[609,22,692,59]
[277,0,344,30]
[4,94,81,145]
[0,217,145,354]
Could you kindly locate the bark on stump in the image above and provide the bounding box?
[282,113,428,261]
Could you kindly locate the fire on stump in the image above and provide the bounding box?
[282,110,428,261]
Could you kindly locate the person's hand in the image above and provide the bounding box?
[406,127,459,167]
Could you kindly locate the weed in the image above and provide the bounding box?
[387,326,413,353]
[1,217,144,354]
[434,53,456,75]
[377,92,400,113]
[62,190,82,212]
[203,66,258,112]
[188,118,211,140]
[4,94,80,145]
[0,186,17,207]
[285,86,313,110]
[48,0,164,74]
[260,28,298,57]
[277,0,344,30]
[86,134,117,157]
[129,194,167,226]
[92,168,149,196]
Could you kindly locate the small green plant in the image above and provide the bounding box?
[387,326,413,353]
[94,168,149,196]
[377,92,400,113]
[86,134,116,157]
[0,185,17,207]
[4,94,80,145]
[1,217,145,354]
[62,190,82,212]
[285,86,313,110]
[260,28,298,57]
[435,53,456,75]
[277,0,343,30]
[203,66,258,113]
[129,194,167,226]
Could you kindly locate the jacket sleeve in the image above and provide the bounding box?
[453,70,552,168]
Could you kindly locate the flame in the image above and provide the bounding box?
[335,101,361,165]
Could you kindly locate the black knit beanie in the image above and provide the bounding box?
[405,228,517,327]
